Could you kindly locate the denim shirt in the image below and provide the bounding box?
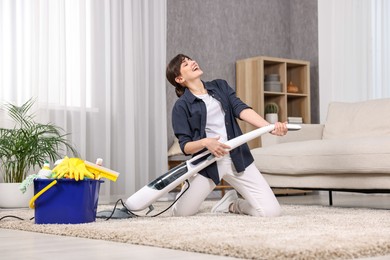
[172,79,254,185]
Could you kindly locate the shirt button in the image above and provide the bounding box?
[226,122,229,125]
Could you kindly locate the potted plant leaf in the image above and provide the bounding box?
[0,98,78,207]
[264,102,279,123]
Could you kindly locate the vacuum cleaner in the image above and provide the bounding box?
[125,124,301,212]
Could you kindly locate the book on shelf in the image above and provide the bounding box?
[287,117,303,124]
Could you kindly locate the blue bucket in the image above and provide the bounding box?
[33,179,103,224]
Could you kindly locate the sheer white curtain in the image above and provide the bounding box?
[318,0,390,122]
[0,0,167,202]
[371,0,390,99]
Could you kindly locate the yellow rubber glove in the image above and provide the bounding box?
[71,158,95,181]
[52,156,70,179]
[52,157,94,181]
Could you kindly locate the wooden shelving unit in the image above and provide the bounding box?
[236,56,311,149]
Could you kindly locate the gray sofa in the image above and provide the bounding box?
[251,98,390,204]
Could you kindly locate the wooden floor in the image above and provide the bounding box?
[1,192,390,260]
[0,228,230,260]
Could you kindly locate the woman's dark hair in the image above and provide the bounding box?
[166,54,191,97]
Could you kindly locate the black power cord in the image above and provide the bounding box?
[1,180,191,222]
[102,179,191,220]
[0,215,34,221]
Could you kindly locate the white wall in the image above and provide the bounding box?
[318,0,333,123]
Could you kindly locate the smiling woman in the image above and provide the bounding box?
[165,53,288,217]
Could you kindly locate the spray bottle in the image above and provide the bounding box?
[37,161,52,179]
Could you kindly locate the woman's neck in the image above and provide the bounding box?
[187,79,207,95]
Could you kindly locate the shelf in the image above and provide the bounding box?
[287,93,308,97]
[264,91,285,96]
[236,56,311,148]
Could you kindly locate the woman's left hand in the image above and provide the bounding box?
[271,122,288,136]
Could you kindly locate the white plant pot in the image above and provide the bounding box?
[0,183,34,208]
[265,113,278,124]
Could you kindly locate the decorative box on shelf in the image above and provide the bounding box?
[287,116,303,124]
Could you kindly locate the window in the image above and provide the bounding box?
[0,0,92,108]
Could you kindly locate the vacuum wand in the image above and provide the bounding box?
[125,123,301,212]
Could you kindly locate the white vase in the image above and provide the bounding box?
[265,113,278,124]
[0,183,34,208]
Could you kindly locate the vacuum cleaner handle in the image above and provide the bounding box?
[124,123,301,212]
[187,123,300,165]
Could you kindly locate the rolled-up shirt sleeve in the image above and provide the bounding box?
[172,103,192,155]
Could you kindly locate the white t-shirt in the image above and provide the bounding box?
[195,93,228,142]
[195,93,232,163]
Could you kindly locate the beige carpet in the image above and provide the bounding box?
[1,202,390,260]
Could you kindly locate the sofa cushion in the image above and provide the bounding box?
[168,138,183,156]
[323,98,390,139]
[252,136,390,175]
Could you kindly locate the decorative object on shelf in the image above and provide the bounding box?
[287,81,299,93]
[287,116,303,124]
[264,74,282,92]
[264,102,279,123]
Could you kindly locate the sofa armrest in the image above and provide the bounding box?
[261,124,324,147]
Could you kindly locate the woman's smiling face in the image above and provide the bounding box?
[176,57,203,85]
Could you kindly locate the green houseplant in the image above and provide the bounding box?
[264,102,279,123]
[0,98,78,183]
